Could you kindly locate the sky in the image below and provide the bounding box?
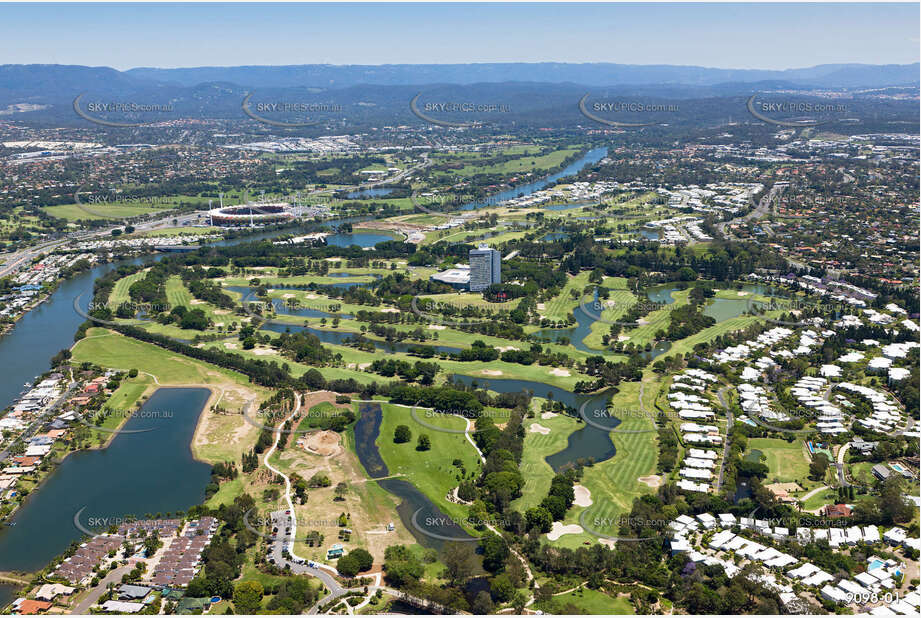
[1,2,918,70]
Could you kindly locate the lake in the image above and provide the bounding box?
[0,388,212,572]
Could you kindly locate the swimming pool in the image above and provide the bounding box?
[868,559,885,571]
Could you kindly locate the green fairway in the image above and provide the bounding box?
[375,402,482,524]
[513,410,583,511]
[572,376,659,537]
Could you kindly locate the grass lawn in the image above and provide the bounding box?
[539,586,634,615]
[748,438,815,488]
[375,403,481,524]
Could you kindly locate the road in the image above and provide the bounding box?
[715,386,733,492]
[261,393,358,613]
[71,564,131,613]
[715,184,785,240]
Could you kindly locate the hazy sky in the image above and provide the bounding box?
[2,2,918,70]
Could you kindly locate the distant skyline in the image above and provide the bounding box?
[1,3,918,71]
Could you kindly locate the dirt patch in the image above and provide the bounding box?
[638,475,663,488]
[528,423,551,435]
[766,482,803,494]
[547,522,583,541]
[301,430,342,457]
[573,485,592,507]
[549,368,571,377]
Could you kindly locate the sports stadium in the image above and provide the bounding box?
[205,201,297,226]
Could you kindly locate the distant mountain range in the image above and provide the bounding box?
[0,62,916,131]
[122,62,920,89]
[0,62,917,102]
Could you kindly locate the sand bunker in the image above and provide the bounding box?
[252,348,274,356]
[223,342,238,349]
[304,430,341,456]
[536,303,546,310]
[282,293,295,299]
[427,324,446,330]
[737,291,749,296]
[617,334,630,342]
[190,299,204,305]
[528,423,551,435]
[599,538,616,549]
[358,363,371,370]
[549,368,571,377]
[547,522,583,541]
[496,346,519,352]
[380,307,400,313]
[573,485,593,507]
[638,475,663,488]
[480,369,503,376]
[213,309,231,315]
[541,411,558,419]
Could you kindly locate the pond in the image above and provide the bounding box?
[448,376,618,471]
[352,402,472,548]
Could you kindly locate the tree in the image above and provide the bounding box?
[442,541,478,584]
[490,573,515,603]
[416,434,431,451]
[472,591,494,614]
[525,507,552,533]
[334,482,348,501]
[480,534,509,573]
[233,581,264,614]
[394,425,411,443]
[337,548,373,576]
[809,452,829,481]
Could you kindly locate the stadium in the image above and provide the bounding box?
[205,201,297,226]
